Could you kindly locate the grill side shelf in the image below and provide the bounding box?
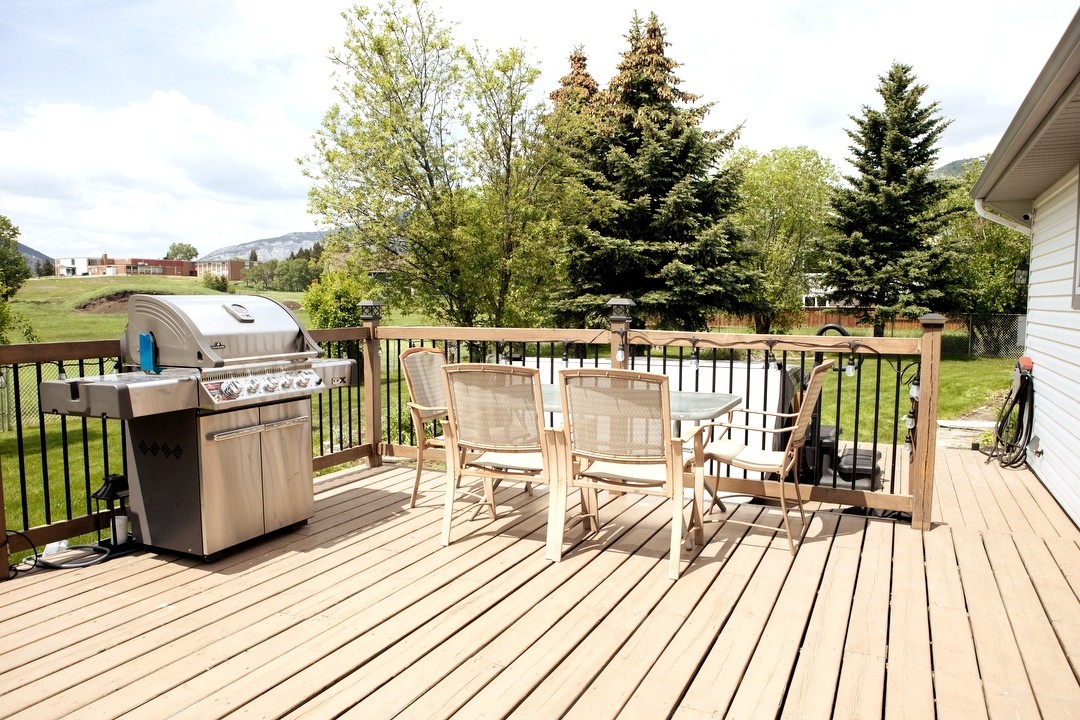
[40,371,200,419]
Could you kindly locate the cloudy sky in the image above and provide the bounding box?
[1,1,1076,261]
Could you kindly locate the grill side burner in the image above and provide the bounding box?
[39,294,357,558]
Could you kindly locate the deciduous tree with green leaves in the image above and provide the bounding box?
[0,215,31,301]
[822,62,958,336]
[302,264,380,329]
[0,215,37,343]
[303,0,563,328]
[941,157,1029,352]
[550,13,754,331]
[730,146,840,334]
[164,242,199,261]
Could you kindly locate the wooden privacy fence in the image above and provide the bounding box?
[1,313,945,577]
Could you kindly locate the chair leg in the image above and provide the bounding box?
[690,465,705,547]
[411,436,426,509]
[580,487,600,535]
[793,466,808,542]
[777,468,809,555]
[669,468,685,580]
[704,475,727,515]
[546,471,567,563]
[483,478,497,520]
[440,463,457,547]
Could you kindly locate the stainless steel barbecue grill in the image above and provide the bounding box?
[40,294,356,558]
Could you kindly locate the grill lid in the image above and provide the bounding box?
[121,294,321,370]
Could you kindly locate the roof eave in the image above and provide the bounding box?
[971,9,1080,220]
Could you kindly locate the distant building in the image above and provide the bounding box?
[54,254,196,277]
[54,254,255,280]
[802,273,837,308]
[194,259,253,281]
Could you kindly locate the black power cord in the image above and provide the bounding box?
[984,359,1035,469]
[6,531,113,575]
[6,530,39,578]
[35,544,112,569]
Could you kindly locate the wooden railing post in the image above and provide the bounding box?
[360,302,384,468]
[911,312,946,530]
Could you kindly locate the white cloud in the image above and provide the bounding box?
[1,0,1077,260]
[0,91,316,259]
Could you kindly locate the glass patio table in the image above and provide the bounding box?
[540,384,741,423]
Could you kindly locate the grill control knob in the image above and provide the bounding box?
[296,374,311,387]
[247,379,261,393]
[280,375,294,389]
[221,379,243,400]
[263,377,279,392]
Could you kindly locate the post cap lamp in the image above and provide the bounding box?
[358,300,384,321]
[606,297,636,322]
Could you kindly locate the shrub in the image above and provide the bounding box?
[201,273,230,292]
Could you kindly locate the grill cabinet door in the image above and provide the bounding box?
[260,398,314,531]
[200,407,264,555]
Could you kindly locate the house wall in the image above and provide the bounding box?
[1025,165,1080,523]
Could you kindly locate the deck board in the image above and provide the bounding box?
[984,532,1080,719]
[779,514,865,720]
[884,517,934,719]
[923,526,989,720]
[723,512,839,720]
[1,448,1079,719]
[953,527,1043,719]
[832,517,892,720]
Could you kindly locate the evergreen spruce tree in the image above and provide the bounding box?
[547,47,611,326]
[823,62,957,336]
[549,47,599,109]
[551,13,754,330]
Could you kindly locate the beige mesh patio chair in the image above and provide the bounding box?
[549,368,705,580]
[400,346,449,508]
[440,364,556,547]
[693,359,834,554]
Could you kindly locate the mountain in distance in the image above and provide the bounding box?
[198,231,327,262]
[18,242,53,271]
[933,157,979,178]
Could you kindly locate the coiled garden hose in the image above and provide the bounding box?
[984,357,1035,469]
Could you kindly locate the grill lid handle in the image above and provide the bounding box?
[224,303,256,323]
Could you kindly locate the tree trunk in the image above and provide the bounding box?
[753,313,773,335]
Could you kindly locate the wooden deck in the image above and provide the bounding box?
[2,448,1079,719]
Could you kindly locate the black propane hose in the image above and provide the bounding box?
[984,357,1035,469]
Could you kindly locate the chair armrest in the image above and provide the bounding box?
[681,424,710,467]
[408,401,448,418]
[727,408,798,421]
[678,424,704,445]
[714,421,801,436]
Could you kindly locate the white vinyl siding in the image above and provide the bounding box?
[1076,176,1080,309]
[1025,165,1080,523]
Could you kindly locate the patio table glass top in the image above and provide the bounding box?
[540,384,741,422]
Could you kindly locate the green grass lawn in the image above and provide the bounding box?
[10,275,425,341]
[818,355,1013,446]
[11,276,310,341]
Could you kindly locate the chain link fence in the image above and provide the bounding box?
[943,314,1026,360]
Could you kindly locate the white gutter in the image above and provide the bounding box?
[974,198,1033,237]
